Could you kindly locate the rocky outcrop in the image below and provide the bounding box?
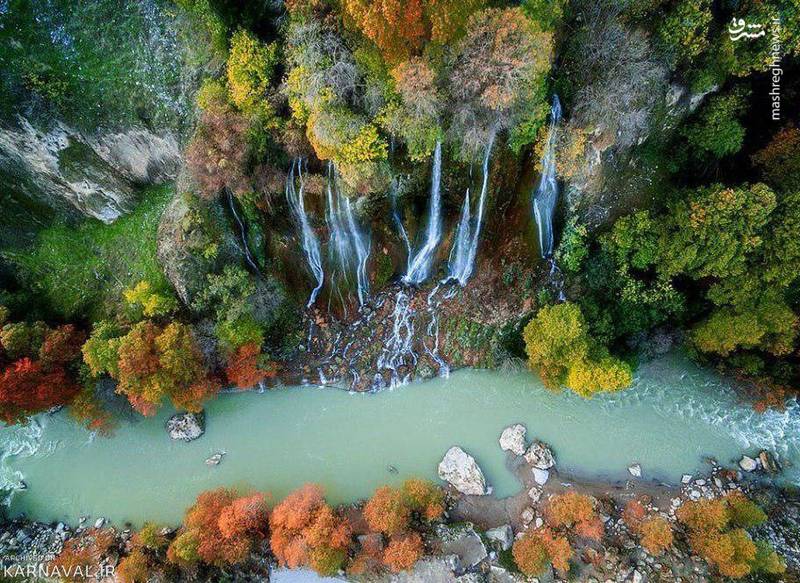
[499,424,527,456]
[484,524,513,551]
[0,116,180,224]
[438,447,488,496]
[166,411,205,442]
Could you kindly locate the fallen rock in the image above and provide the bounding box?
[166,411,205,442]
[485,525,513,551]
[499,424,527,456]
[94,518,105,528]
[628,463,642,478]
[438,447,488,496]
[681,474,692,484]
[440,529,487,571]
[205,452,226,466]
[739,455,758,472]
[524,441,555,469]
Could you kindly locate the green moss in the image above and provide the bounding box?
[6,185,174,321]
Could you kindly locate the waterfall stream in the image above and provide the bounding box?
[446,130,497,286]
[227,189,261,276]
[325,164,371,306]
[403,140,443,285]
[532,95,562,259]
[286,159,324,308]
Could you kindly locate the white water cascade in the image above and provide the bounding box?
[325,164,371,306]
[446,130,497,286]
[286,159,324,308]
[532,95,562,259]
[227,189,261,276]
[403,140,443,285]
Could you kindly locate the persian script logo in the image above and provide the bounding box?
[728,18,766,41]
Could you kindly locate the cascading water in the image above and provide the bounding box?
[446,130,496,286]
[286,159,324,308]
[391,179,412,260]
[532,95,562,259]
[227,189,261,276]
[325,164,371,306]
[403,140,443,285]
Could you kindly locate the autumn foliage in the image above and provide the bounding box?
[512,528,572,575]
[225,342,273,388]
[0,322,85,424]
[544,492,603,541]
[364,479,445,535]
[269,484,351,576]
[382,532,423,572]
[676,493,783,578]
[49,528,116,581]
[623,500,673,555]
[167,489,268,567]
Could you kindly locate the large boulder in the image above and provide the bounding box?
[438,447,489,496]
[499,424,527,456]
[524,440,555,470]
[166,411,205,442]
[485,525,513,551]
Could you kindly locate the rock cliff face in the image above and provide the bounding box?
[0,116,181,224]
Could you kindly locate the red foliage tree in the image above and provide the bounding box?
[225,343,272,388]
[269,484,351,575]
[382,532,423,572]
[0,358,79,424]
[364,485,412,535]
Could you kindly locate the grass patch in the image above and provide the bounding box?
[5,185,174,322]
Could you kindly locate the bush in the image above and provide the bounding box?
[544,492,603,541]
[512,528,571,575]
[638,516,673,556]
[364,486,411,535]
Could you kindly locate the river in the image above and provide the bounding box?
[1,353,797,526]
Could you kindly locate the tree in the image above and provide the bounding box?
[683,90,749,159]
[225,343,272,388]
[123,281,177,319]
[269,484,351,576]
[401,478,445,521]
[364,486,412,535]
[382,532,423,572]
[0,358,79,424]
[752,126,800,193]
[523,303,631,395]
[343,0,484,63]
[227,29,278,113]
[117,548,151,583]
[512,528,571,575]
[167,489,268,567]
[544,492,603,541]
[0,321,46,360]
[638,516,673,556]
[81,321,123,378]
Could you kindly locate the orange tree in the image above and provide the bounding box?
[512,528,571,576]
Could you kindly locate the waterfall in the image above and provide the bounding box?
[532,95,562,258]
[325,164,371,306]
[403,140,443,285]
[286,159,324,308]
[227,189,261,276]
[376,289,417,388]
[446,129,496,286]
[391,180,412,260]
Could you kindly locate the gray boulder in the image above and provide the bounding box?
[499,424,527,456]
[438,447,488,496]
[166,411,205,442]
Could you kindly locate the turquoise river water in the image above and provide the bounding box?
[1,354,798,526]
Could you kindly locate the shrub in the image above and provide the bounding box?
[116,549,151,583]
[225,342,273,388]
[401,479,445,521]
[123,281,178,319]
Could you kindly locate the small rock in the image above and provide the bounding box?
[628,464,642,478]
[528,487,542,503]
[438,447,488,495]
[758,450,781,474]
[738,455,758,472]
[524,441,555,469]
[499,424,527,456]
[485,525,513,551]
[521,508,535,524]
[166,411,205,442]
[205,452,226,466]
[534,517,543,529]
[94,518,106,528]
[532,467,550,485]
[681,474,692,484]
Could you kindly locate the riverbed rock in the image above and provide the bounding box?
[166,411,205,442]
[739,455,759,472]
[440,529,487,570]
[485,525,513,551]
[758,450,781,474]
[499,424,527,456]
[524,440,555,469]
[94,518,106,528]
[205,452,225,466]
[438,447,488,496]
[532,467,550,485]
[628,463,642,478]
